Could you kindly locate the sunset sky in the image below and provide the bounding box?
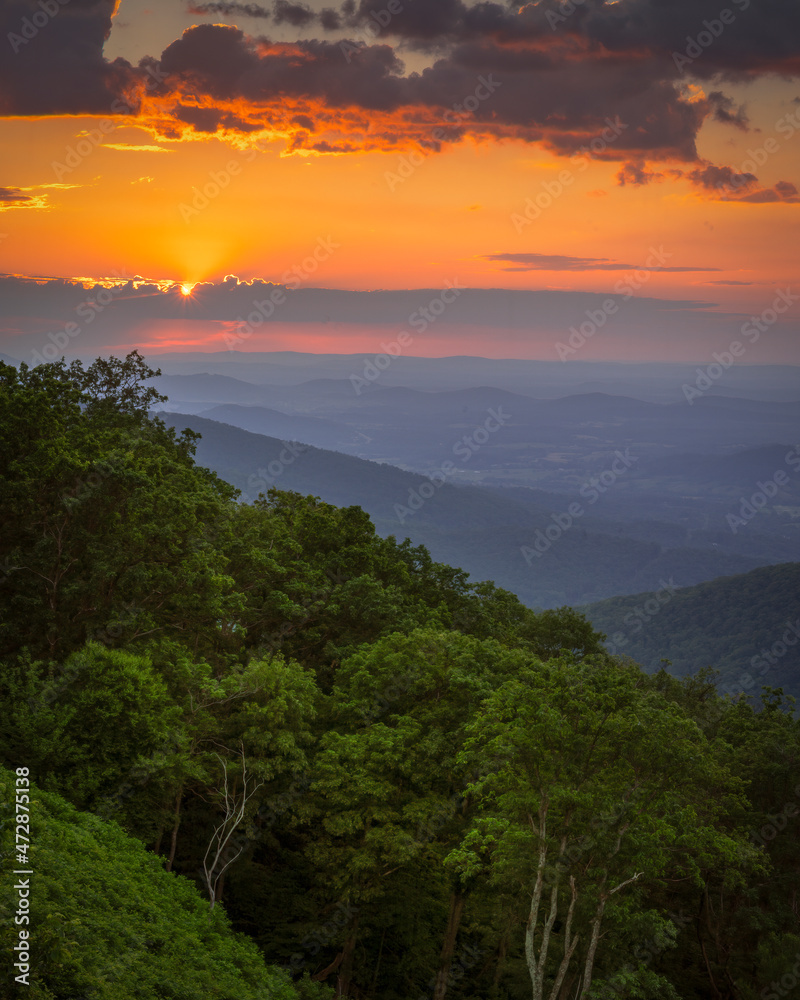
[1,0,798,362]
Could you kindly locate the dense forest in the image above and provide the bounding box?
[582,564,800,700]
[2,353,799,1000]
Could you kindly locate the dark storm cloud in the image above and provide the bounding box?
[0,0,138,116]
[158,25,408,110]
[151,23,708,160]
[1,0,798,178]
[340,0,800,77]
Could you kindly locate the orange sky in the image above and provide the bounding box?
[1,0,798,361]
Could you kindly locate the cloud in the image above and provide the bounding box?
[1,0,798,192]
[482,253,721,273]
[707,91,749,130]
[4,271,797,365]
[103,143,175,152]
[0,1,139,117]
[687,163,800,203]
[734,181,800,203]
[0,187,37,208]
[0,185,63,211]
[350,0,800,78]
[616,160,665,187]
[687,161,758,193]
[188,2,272,16]
[272,1,316,27]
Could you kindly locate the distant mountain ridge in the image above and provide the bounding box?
[581,562,800,700]
[160,412,781,609]
[146,351,800,403]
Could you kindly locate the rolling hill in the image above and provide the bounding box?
[160,412,780,608]
[581,562,800,700]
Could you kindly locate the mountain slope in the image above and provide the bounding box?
[0,766,308,1000]
[580,562,800,699]
[161,413,773,608]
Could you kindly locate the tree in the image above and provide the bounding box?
[297,630,524,997]
[0,355,240,661]
[203,749,264,909]
[0,765,329,1000]
[453,655,756,1000]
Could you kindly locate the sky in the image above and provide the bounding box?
[0,0,798,363]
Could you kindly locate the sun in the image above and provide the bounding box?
[180,283,195,296]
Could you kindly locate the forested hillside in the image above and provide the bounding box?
[582,563,800,700]
[157,411,773,609]
[2,353,799,1000]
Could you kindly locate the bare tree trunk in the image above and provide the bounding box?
[203,751,263,909]
[549,877,580,1000]
[579,871,642,999]
[524,801,550,1000]
[579,896,607,999]
[433,892,465,1000]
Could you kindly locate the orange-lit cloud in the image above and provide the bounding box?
[4,0,799,193]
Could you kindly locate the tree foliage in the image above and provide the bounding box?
[1,354,796,1000]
